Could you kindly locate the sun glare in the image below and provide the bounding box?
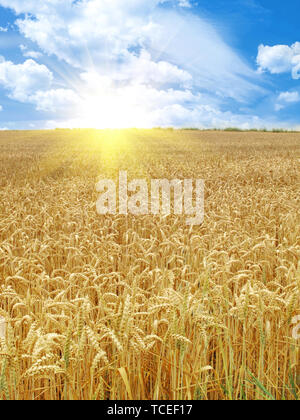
[76,85,151,129]
[83,98,134,129]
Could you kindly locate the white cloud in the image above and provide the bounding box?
[8,1,193,70]
[30,89,79,112]
[0,57,53,101]
[148,10,262,102]
[37,73,266,130]
[0,0,268,128]
[20,44,43,59]
[0,56,78,112]
[257,42,300,79]
[0,26,8,32]
[275,91,300,111]
[24,51,43,59]
[278,91,300,103]
[85,50,193,87]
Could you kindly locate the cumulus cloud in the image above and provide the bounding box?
[0,0,192,68]
[257,42,300,79]
[278,91,300,103]
[179,0,191,6]
[0,0,267,128]
[0,56,78,112]
[20,44,43,59]
[110,50,193,87]
[23,51,43,59]
[275,91,300,111]
[0,57,53,101]
[30,89,79,112]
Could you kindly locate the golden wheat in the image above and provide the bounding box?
[0,129,299,400]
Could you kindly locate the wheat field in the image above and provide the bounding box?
[0,129,299,400]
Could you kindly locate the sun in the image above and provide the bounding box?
[80,96,136,129]
[73,77,152,129]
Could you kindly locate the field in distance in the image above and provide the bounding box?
[0,129,299,400]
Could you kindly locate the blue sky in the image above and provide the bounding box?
[0,0,300,129]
